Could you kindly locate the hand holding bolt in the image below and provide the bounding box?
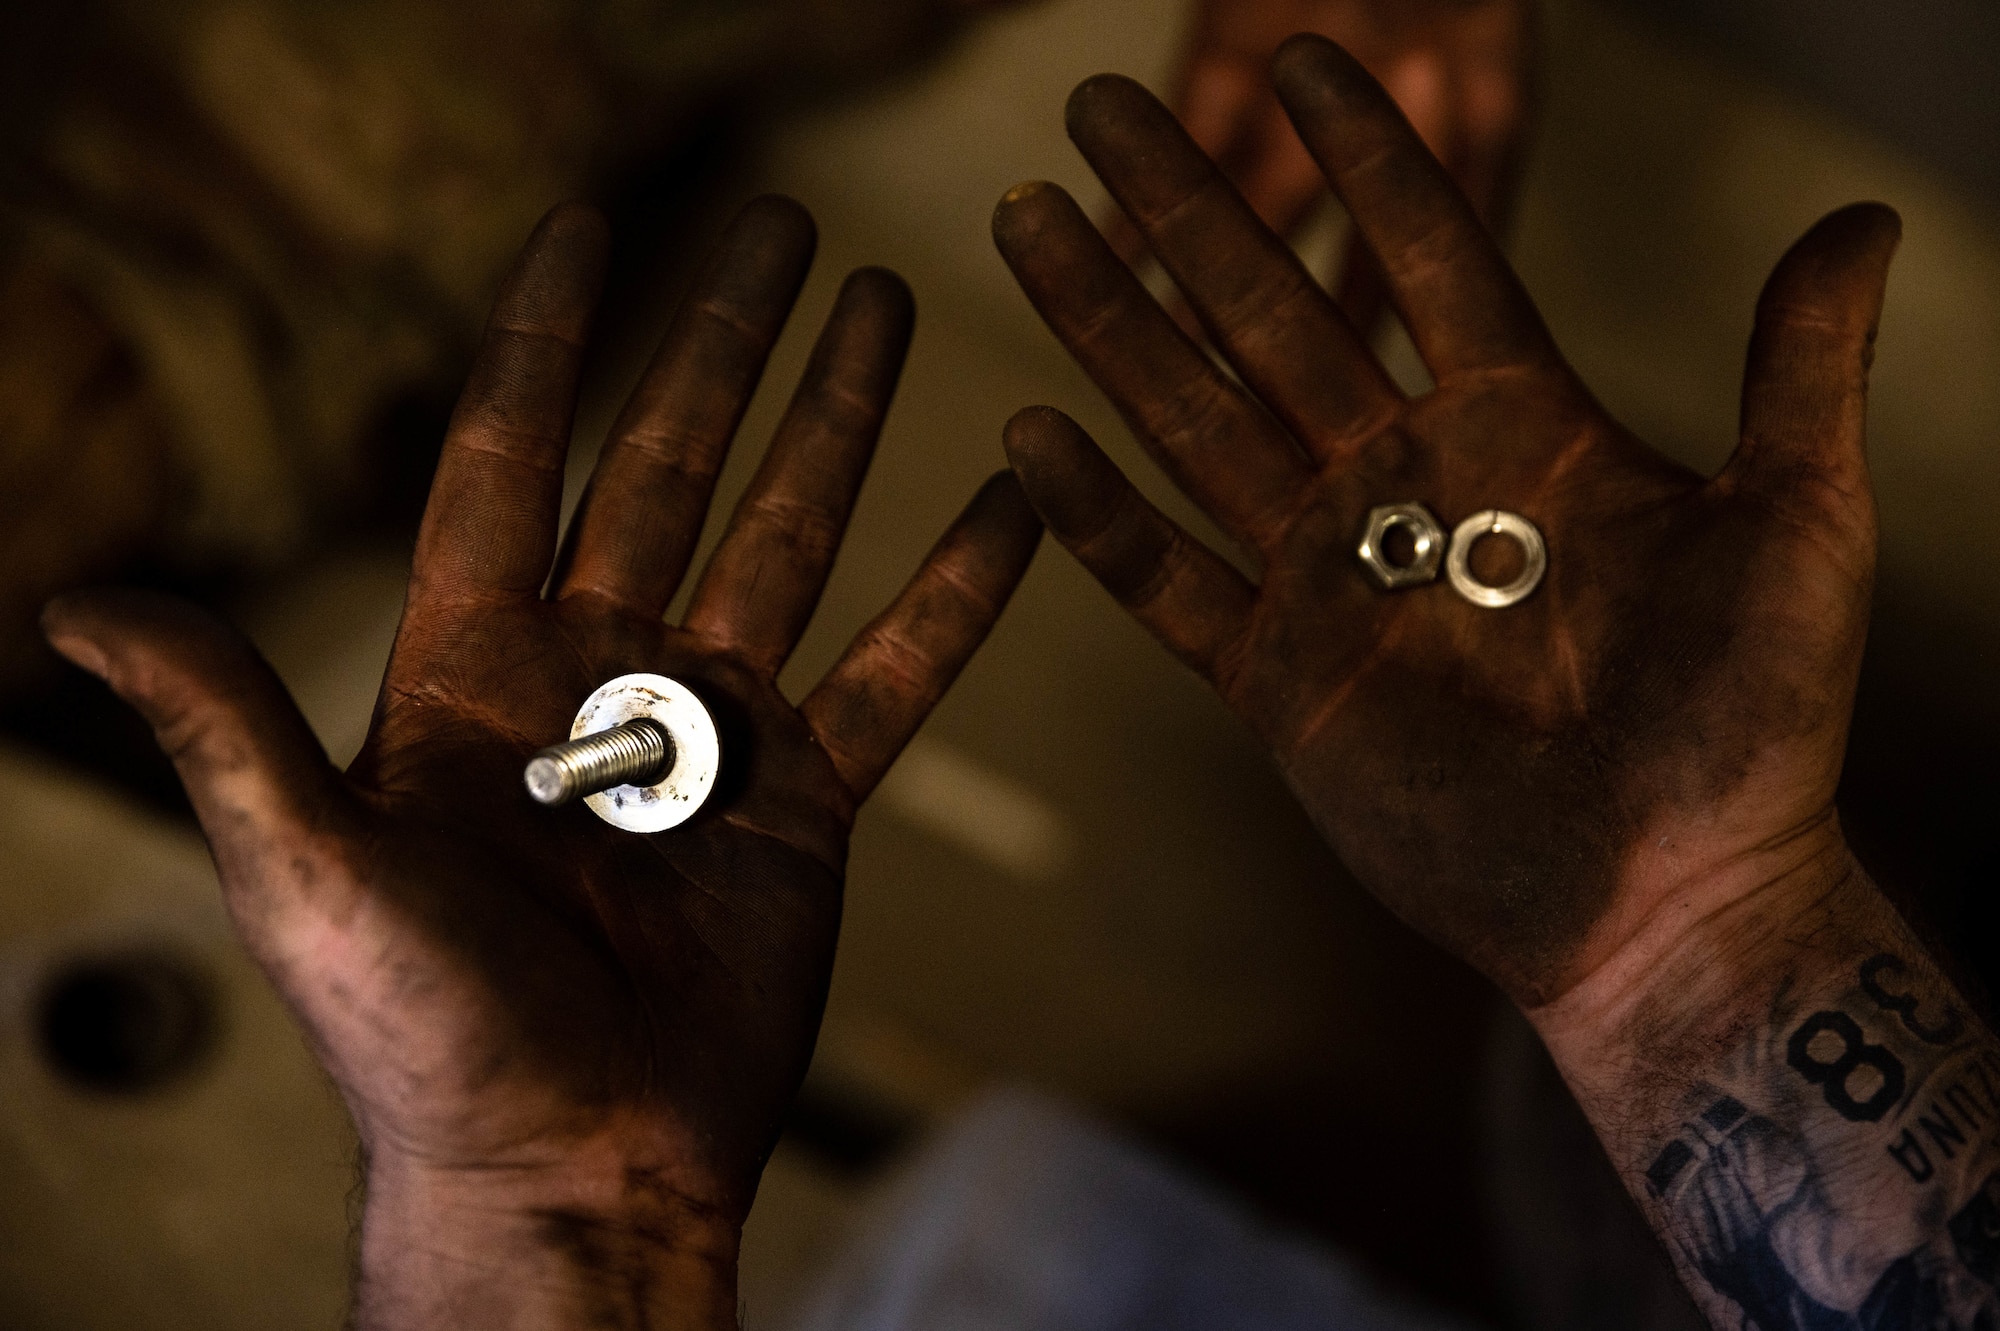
[525,673,722,832]
[38,197,1047,1318]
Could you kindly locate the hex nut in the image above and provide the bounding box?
[1357,503,1446,589]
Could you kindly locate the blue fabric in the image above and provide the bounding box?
[783,1087,1476,1331]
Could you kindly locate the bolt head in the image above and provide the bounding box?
[1357,503,1446,589]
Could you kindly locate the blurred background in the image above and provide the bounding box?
[1,0,1997,1326]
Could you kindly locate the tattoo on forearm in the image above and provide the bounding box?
[1639,951,2000,1329]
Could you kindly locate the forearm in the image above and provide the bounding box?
[354,1150,742,1331]
[1531,845,2000,1326]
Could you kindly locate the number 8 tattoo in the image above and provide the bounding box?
[1786,1010,1906,1123]
[1782,954,1965,1120]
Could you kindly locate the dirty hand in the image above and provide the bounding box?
[43,200,1040,1329]
[995,37,1898,1008]
[1112,0,1533,333]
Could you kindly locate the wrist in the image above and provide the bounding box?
[1519,826,2000,1323]
[1526,814,1862,1079]
[354,1133,742,1331]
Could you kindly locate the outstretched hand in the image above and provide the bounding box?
[996,37,1897,1007]
[44,199,1040,1326]
[1111,0,1533,334]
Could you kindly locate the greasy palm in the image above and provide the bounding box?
[43,200,1040,1220]
[995,37,1898,1005]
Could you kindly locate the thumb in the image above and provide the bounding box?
[1720,202,1902,529]
[41,589,352,927]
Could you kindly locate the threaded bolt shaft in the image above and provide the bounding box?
[524,720,673,807]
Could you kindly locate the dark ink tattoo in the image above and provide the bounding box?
[1650,1094,2000,1328]
[1883,1060,2000,1184]
[1786,1010,1905,1122]
[1643,953,2000,1328]
[1861,954,1965,1047]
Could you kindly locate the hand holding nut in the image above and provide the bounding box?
[994,44,1898,1007]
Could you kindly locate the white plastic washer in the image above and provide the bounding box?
[572,673,721,833]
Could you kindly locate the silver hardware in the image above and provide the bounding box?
[1445,510,1547,609]
[525,720,671,807]
[524,673,721,833]
[1357,502,1446,589]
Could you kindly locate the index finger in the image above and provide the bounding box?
[800,473,1043,802]
[409,204,609,610]
[1273,34,1556,381]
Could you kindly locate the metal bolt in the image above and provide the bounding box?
[529,673,721,833]
[524,719,674,807]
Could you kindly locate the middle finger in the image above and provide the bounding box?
[1066,74,1401,461]
[680,266,915,675]
[552,195,816,618]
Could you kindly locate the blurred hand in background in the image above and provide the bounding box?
[1115,0,1536,334]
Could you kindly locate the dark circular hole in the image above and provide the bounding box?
[1380,522,1419,568]
[35,950,218,1094]
[1467,531,1527,586]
